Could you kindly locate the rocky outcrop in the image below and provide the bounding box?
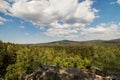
[21,65,120,80]
[0,78,4,80]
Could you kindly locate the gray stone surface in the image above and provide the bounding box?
[21,65,120,80]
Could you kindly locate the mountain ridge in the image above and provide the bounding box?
[29,38,120,46]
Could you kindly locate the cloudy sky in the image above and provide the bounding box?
[0,0,120,43]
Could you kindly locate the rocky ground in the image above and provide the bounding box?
[21,65,120,80]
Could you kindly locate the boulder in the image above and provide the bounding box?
[21,65,120,80]
[0,78,4,80]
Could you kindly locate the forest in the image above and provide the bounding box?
[0,40,120,80]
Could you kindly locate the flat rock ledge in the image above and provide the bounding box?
[21,65,120,80]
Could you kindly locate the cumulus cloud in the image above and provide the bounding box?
[45,21,81,37]
[9,0,98,26]
[1,0,119,40]
[81,23,120,40]
[0,16,8,25]
[117,0,120,4]
[0,0,10,14]
[4,0,99,39]
[45,22,120,40]
[45,27,77,37]
[19,26,25,28]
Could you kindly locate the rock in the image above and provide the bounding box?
[21,65,120,80]
[21,73,34,80]
[95,75,103,80]
[0,78,4,80]
[107,71,120,80]
[41,71,60,80]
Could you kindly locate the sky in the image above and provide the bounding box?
[0,0,120,44]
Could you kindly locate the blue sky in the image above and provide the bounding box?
[0,0,120,43]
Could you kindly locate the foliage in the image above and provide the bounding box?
[0,40,120,79]
[92,46,120,71]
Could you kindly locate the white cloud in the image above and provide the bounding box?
[9,0,98,26]
[0,0,10,14]
[117,0,120,4]
[45,28,77,37]
[45,22,120,40]
[110,2,116,5]
[6,0,99,39]
[0,16,8,25]
[45,21,82,37]
[2,0,119,41]
[12,0,118,41]
[81,23,120,40]
[0,0,99,38]
[19,26,25,28]
[110,0,120,5]
[24,32,30,36]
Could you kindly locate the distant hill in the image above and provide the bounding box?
[29,39,120,46]
[103,38,120,44]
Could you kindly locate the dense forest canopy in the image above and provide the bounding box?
[0,39,120,80]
